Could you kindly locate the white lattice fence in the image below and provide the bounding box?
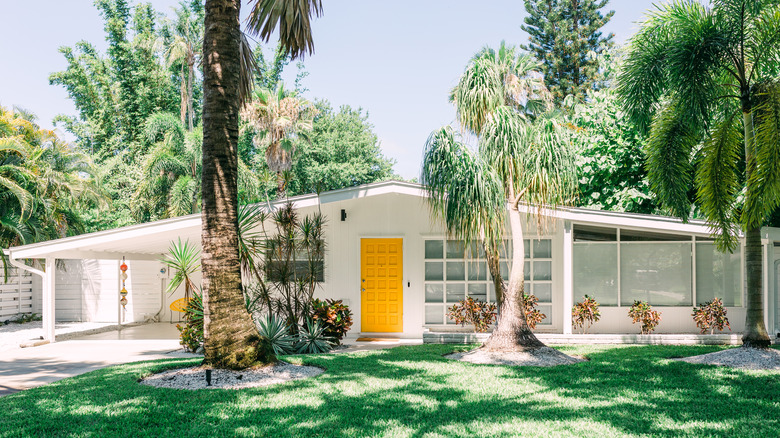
[0,268,33,319]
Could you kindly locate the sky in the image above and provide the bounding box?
[0,0,659,180]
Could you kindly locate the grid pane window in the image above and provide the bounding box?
[424,238,553,326]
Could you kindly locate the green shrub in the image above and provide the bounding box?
[522,293,546,329]
[310,298,353,344]
[296,319,334,354]
[447,297,497,332]
[692,298,731,334]
[572,295,601,334]
[175,292,204,352]
[628,301,661,334]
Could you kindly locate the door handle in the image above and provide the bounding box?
[361,288,365,292]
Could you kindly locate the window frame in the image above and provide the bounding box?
[423,237,554,327]
[572,224,745,308]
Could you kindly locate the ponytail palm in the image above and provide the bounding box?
[423,43,577,352]
[618,0,780,348]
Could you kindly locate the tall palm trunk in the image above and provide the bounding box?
[741,103,771,348]
[187,55,195,131]
[201,0,263,369]
[482,204,544,351]
[179,64,188,127]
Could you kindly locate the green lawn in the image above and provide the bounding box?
[1,344,779,437]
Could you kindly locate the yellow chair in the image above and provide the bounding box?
[169,297,190,323]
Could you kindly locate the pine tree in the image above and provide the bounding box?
[521,0,614,104]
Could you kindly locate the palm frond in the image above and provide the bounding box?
[420,126,505,247]
[246,0,322,60]
[748,80,780,227]
[644,100,699,219]
[695,111,743,251]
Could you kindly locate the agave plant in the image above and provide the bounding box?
[295,318,334,354]
[257,313,296,356]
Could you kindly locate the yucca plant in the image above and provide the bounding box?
[162,238,201,301]
[257,313,296,357]
[295,318,334,354]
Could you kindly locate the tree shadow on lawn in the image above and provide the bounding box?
[1,345,779,438]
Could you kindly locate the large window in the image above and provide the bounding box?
[424,239,552,326]
[620,242,692,306]
[572,225,743,307]
[695,242,742,306]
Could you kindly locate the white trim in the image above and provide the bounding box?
[562,221,573,335]
[43,258,55,343]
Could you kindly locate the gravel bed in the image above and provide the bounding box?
[140,361,324,390]
[676,347,780,370]
[0,321,116,352]
[446,346,585,367]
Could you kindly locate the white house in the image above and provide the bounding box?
[7,180,780,342]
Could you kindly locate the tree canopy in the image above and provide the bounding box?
[521,0,615,104]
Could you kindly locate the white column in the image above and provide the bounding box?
[763,240,770,334]
[562,220,573,335]
[43,258,55,343]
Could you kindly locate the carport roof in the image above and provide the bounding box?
[8,179,760,262]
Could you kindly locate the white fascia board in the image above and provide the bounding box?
[263,180,428,210]
[9,215,201,260]
[516,204,715,235]
[43,250,165,261]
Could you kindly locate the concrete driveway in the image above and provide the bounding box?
[0,323,200,396]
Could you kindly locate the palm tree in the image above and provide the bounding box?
[0,106,104,274]
[199,0,320,369]
[166,1,203,131]
[617,0,780,348]
[241,83,316,198]
[422,43,577,351]
[135,113,201,219]
[201,0,261,369]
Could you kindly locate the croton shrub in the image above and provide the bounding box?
[310,298,353,344]
[692,298,731,334]
[447,297,497,332]
[572,295,601,334]
[522,293,546,329]
[628,300,661,334]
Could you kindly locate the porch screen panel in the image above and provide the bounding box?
[620,242,693,306]
[695,242,742,306]
[573,243,618,306]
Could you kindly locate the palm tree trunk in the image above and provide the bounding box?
[276,171,286,199]
[187,56,195,131]
[741,106,771,348]
[201,0,264,369]
[482,204,545,351]
[179,64,188,127]
[483,243,505,306]
[743,225,771,347]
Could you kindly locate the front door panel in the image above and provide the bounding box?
[361,238,403,333]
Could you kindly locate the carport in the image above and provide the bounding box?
[6,214,202,343]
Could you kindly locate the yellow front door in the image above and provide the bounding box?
[361,238,403,333]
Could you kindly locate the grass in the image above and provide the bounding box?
[1,344,779,437]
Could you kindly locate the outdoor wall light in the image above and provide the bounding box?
[341,209,347,221]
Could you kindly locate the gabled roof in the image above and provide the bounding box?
[7,179,768,261]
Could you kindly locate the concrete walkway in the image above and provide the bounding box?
[0,323,197,396]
